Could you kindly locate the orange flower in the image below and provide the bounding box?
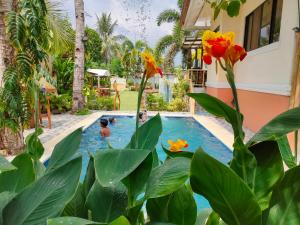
[168,139,189,152]
[202,30,246,67]
[141,51,163,78]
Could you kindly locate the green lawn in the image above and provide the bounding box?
[119,90,138,111]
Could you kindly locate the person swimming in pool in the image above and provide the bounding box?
[100,119,111,137]
[109,117,116,124]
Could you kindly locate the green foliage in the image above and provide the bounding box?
[50,93,72,113]
[0,156,16,173]
[207,0,247,19]
[85,27,102,64]
[75,108,91,116]
[110,57,124,76]
[147,94,168,111]
[53,57,74,94]
[87,96,114,110]
[167,98,188,112]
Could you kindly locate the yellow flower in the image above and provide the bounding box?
[168,139,189,152]
[141,51,163,78]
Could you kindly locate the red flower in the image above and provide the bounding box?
[203,54,212,65]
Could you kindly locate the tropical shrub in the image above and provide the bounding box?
[146,94,167,111]
[53,57,74,95]
[50,94,72,114]
[87,96,114,111]
[167,98,188,112]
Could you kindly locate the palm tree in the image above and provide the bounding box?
[96,13,124,65]
[155,0,187,71]
[121,39,150,79]
[72,0,85,111]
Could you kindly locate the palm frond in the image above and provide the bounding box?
[156,9,180,26]
[7,12,26,49]
[164,43,180,71]
[154,35,174,60]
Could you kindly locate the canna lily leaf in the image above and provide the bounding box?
[191,149,262,225]
[266,165,300,225]
[0,155,16,172]
[249,141,284,210]
[127,114,162,150]
[3,157,82,225]
[162,145,194,159]
[276,135,297,169]
[46,128,82,173]
[47,217,104,225]
[247,107,300,146]
[188,93,243,139]
[145,157,191,199]
[109,216,131,225]
[0,153,35,193]
[86,180,128,223]
[94,148,151,187]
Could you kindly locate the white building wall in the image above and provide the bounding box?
[206,0,298,96]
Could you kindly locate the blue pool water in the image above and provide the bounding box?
[78,116,232,210]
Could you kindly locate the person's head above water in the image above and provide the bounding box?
[139,112,143,119]
[109,117,116,124]
[100,118,108,128]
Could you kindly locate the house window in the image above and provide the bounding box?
[244,0,283,51]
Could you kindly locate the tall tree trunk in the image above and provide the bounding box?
[0,0,24,155]
[72,0,85,111]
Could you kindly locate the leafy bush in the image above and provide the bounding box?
[167,97,188,112]
[75,108,91,116]
[50,94,72,114]
[147,93,167,111]
[87,96,114,111]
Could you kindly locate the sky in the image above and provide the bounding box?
[62,0,179,48]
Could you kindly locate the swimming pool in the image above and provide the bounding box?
[78,115,233,210]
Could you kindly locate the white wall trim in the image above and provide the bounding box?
[206,81,291,96]
[247,42,280,57]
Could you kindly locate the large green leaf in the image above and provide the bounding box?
[227,0,241,17]
[123,152,153,201]
[94,148,151,187]
[146,223,176,225]
[146,195,172,222]
[230,138,257,188]
[266,165,300,225]
[145,157,190,199]
[0,155,16,172]
[63,184,87,218]
[195,209,212,225]
[249,141,284,210]
[168,186,197,225]
[191,149,262,225]
[0,192,15,224]
[47,217,103,225]
[276,136,297,169]
[46,128,82,172]
[3,157,82,225]
[86,180,128,223]
[248,107,300,145]
[0,153,35,193]
[127,114,162,149]
[188,93,243,139]
[109,216,131,225]
[25,129,44,161]
[83,156,95,198]
[126,201,144,225]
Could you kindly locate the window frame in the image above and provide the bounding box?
[244,0,282,51]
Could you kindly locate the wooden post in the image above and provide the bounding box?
[290,32,300,158]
